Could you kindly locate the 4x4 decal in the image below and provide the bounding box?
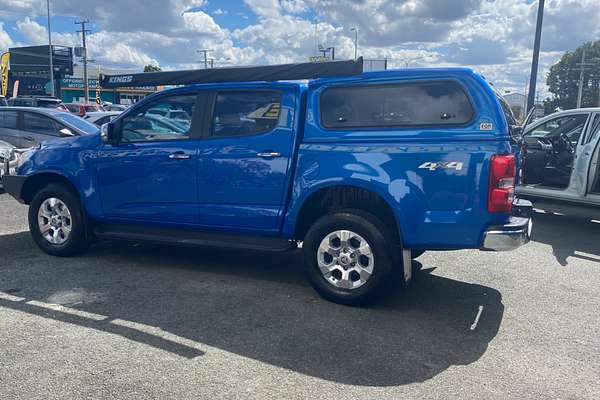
[418,161,464,171]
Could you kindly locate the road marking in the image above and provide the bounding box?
[470,305,484,331]
[110,319,205,351]
[25,300,109,321]
[573,251,600,262]
[0,291,26,302]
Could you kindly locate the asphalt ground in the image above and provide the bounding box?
[1,193,599,399]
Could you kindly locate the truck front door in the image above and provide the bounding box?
[94,92,202,225]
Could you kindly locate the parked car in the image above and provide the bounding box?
[1,66,532,305]
[0,107,99,148]
[516,107,600,219]
[84,111,122,126]
[102,103,128,112]
[7,96,68,111]
[65,103,104,117]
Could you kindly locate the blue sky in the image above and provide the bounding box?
[1,0,600,96]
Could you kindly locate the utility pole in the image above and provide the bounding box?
[576,49,586,108]
[351,27,358,60]
[527,0,545,113]
[197,49,211,69]
[574,51,599,109]
[75,19,91,103]
[46,0,55,97]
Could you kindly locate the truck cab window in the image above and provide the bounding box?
[121,94,197,142]
[212,91,282,137]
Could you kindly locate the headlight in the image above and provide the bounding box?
[16,148,36,169]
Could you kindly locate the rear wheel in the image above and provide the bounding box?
[303,211,398,306]
[28,184,89,256]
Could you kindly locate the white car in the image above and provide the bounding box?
[516,107,600,219]
[84,111,122,126]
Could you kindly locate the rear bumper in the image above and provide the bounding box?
[481,199,533,251]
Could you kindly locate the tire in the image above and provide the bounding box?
[303,211,398,306]
[28,184,89,257]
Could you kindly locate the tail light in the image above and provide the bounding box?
[488,154,516,213]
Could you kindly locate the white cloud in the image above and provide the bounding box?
[0,23,14,52]
[1,0,600,97]
[244,0,282,18]
[182,11,228,38]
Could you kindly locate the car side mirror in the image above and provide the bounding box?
[510,125,524,144]
[101,121,120,145]
[59,128,74,137]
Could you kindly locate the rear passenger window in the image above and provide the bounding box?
[0,111,18,129]
[321,81,474,128]
[212,91,281,137]
[23,113,57,135]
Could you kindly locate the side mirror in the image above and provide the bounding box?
[510,125,524,144]
[59,128,74,137]
[101,122,120,145]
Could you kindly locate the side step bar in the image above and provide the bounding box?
[93,223,297,252]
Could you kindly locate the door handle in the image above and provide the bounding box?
[168,152,190,160]
[25,136,34,141]
[257,152,281,159]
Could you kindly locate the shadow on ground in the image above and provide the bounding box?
[531,213,600,266]
[0,231,503,387]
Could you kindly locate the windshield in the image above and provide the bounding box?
[38,100,63,109]
[55,113,100,135]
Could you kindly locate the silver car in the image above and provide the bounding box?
[516,108,600,219]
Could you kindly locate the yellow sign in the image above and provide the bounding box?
[0,52,9,97]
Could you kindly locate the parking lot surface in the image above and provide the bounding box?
[1,194,599,399]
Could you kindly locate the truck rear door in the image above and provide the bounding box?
[195,87,299,232]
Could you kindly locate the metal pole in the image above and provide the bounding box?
[351,28,358,60]
[46,0,55,97]
[76,19,91,103]
[526,0,545,113]
[577,49,586,108]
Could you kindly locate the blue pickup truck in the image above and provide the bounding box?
[1,61,532,305]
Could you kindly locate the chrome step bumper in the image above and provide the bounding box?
[481,199,533,251]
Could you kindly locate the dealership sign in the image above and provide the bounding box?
[61,77,98,89]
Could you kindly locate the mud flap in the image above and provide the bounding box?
[402,249,412,283]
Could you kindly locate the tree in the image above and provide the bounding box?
[143,64,162,72]
[544,40,600,113]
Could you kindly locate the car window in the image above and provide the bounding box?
[321,81,474,129]
[66,104,78,113]
[38,100,62,109]
[11,98,32,107]
[121,94,197,142]
[588,114,600,144]
[0,111,18,129]
[54,113,100,135]
[23,113,58,135]
[212,91,281,138]
[527,114,587,142]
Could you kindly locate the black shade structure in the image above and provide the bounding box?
[100,58,364,88]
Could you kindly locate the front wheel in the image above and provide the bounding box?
[303,211,397,306]
[28,184,89,257]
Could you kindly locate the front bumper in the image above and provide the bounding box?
[2,175,26,203]
[481,199,533,251]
